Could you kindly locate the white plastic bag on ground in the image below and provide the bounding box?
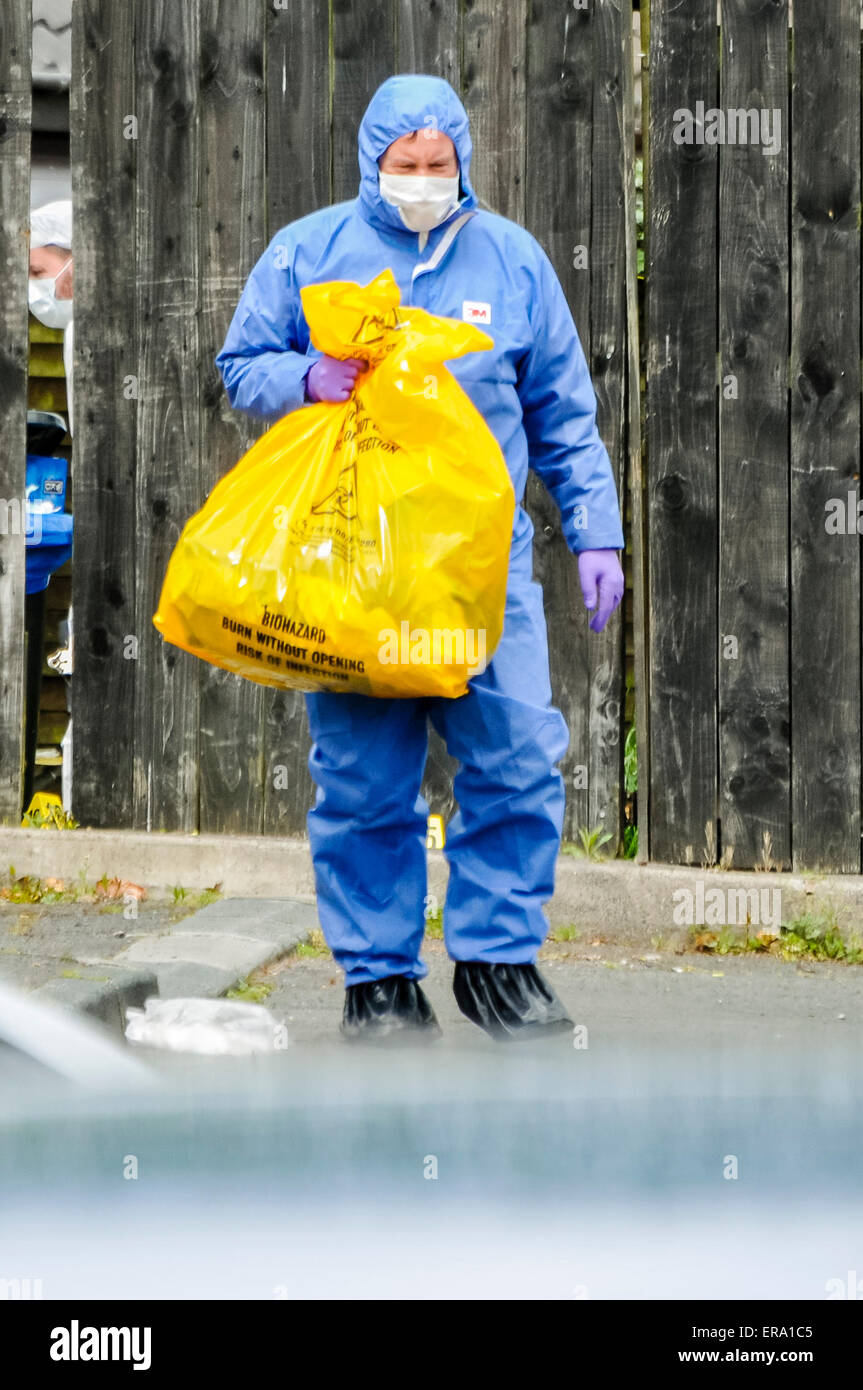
[125,997,284,1056]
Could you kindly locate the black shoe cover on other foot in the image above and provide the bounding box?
[453,961,573,1041]
[341,975,442,1044]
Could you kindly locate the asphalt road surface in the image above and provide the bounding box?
[251,935,863,1054]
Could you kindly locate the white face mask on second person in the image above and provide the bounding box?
[28,258,73,330]
[378,172,460,233]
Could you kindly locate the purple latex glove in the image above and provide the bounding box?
[304,355,366,403]
[578,548,624,634]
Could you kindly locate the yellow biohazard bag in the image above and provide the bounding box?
[153,269,515,698]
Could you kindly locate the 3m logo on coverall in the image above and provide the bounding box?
[462,300,491,324]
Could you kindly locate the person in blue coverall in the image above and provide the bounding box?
[216,75,625,1044]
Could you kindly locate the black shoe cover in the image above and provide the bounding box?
[341,975,442,1044]
[453,961,573,1042]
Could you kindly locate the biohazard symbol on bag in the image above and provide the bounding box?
[153,269,515,699]
[311,458,358,521]
[351,306,399,347]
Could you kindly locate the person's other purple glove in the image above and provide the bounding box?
[304,355,366,403]
[578,548,624,634]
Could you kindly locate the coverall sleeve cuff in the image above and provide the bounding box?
[567,530,626,554]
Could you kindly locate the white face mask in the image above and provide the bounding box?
[378,172,460,233]
[28,257,73,329]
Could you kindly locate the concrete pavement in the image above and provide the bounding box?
[0,891,317,1034]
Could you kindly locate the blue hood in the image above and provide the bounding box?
[356,74,477,236]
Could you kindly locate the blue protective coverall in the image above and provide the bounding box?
[216,76,625,986]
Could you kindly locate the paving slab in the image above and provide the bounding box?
[36,967,158,1034]
[0,893,318,1034]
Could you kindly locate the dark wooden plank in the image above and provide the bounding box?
[0,0,30,822]
[133,0,201,831]
[261,0,334,836]
[461,0,526,221]
[646,0,718,864]
[261,686,316,838]
[627,0,648,862]
[718,0,790,869]
[395,0,459,80]
[790,0,860,871]
[524,0,593,842]
[267,0,330,233]
[331,0,397,204]
[69,0,138,827]
[586,0,630,851]
[197,0,267,835]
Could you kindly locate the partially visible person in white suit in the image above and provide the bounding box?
[28,198,74,435]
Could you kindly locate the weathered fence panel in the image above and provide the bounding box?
[524,1,592,841]
[587,0,629,840]
[396,0,459,80]
[332,0,397,204]
[718,0,790,870]
[132,0,202,832]
[66,0,634,846]
[525,0,631,843]
[197,0,267,835]
[266,0,330,234]
[70,0,138,827]
[0,0,31,824]
[647,0,719,867]
[261,0,329,837]
[647,0,863,872]
[790,0,861,872]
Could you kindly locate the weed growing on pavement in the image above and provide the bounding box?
[624,724,637,795]
[424,908,444,939]
[563,826,614,861]
[0,867,221,916]
[168,885,223,919]
[295,927,332,959]
[0,871,46,903]
[754,829,778,872]
[689,902,863,964]
[779,906,863,963]
[226,976,274,1003]
[549,924,580,943]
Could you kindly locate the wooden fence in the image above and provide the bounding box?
[646,0,861,872]
[64,0,637,845]
[1,0,861,872]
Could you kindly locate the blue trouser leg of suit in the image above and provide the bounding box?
[427,572,569,965]
[305,693,432,985]
[305,557,570,987]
